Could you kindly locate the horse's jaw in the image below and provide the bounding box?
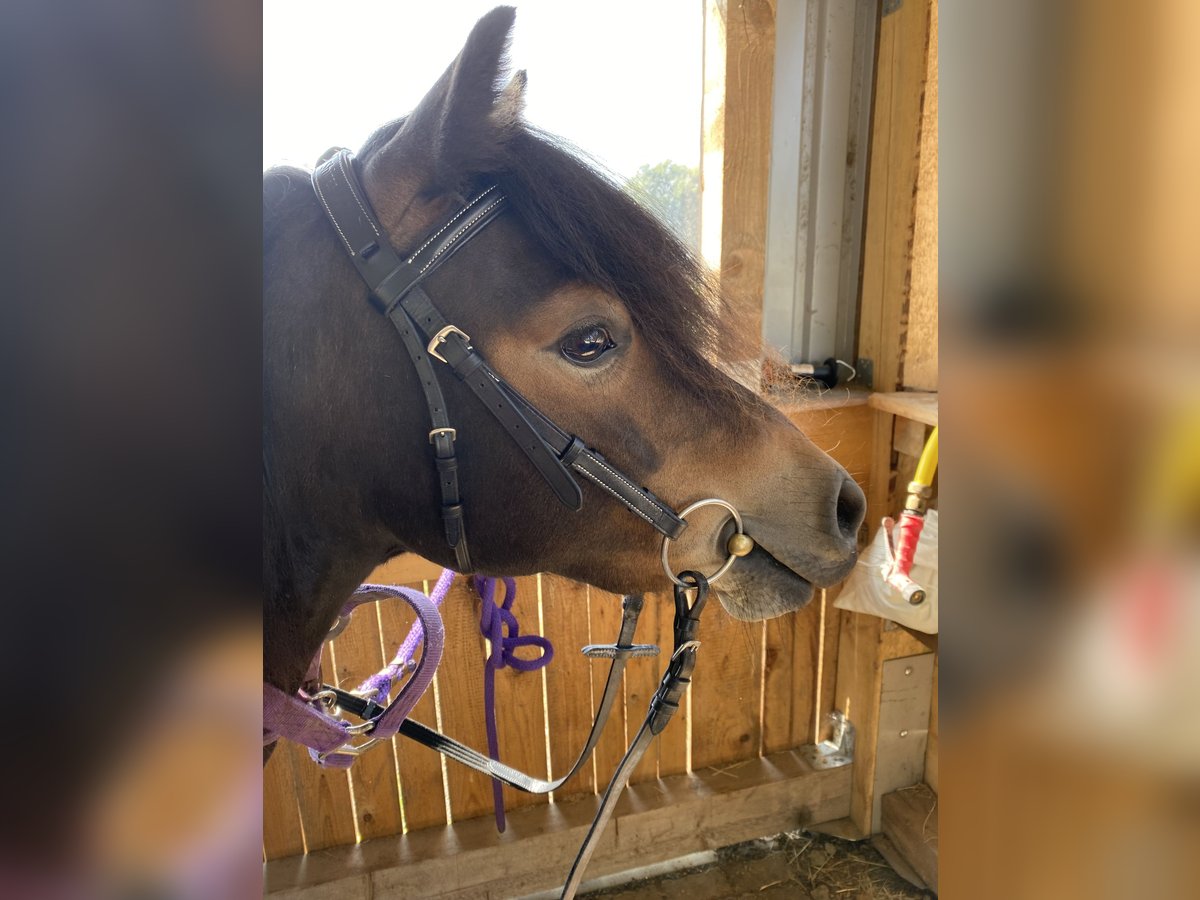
[713,542,819,620]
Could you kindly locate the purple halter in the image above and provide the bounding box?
[262,574,450,768]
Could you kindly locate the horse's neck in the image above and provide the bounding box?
[263,510,386,693]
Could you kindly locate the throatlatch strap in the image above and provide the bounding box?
[312,151,472,568]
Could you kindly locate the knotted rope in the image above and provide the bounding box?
[473,575,554,832]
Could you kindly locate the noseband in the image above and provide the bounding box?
[312,150,687,571]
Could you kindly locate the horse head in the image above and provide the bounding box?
[263,7,865,692]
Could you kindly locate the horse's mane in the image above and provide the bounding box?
[266,123,755,416]
[493,127,754,416]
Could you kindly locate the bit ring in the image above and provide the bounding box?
[661,498,745,587]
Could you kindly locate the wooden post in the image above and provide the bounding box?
[835,0,937,837]
[702,0,777,367]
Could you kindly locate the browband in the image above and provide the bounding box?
[311,150,687,569]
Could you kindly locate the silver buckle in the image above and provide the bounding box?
[428,427,457,444]
[427,325,470,363]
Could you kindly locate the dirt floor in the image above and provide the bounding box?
[580,831,934,900]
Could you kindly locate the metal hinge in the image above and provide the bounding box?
[800,709,856,769]
[854,357,875,390]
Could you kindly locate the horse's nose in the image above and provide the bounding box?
[835,475,866,544]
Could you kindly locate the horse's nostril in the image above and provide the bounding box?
[836,475,866,541]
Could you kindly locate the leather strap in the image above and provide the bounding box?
[312,151,472,568]
[559,573,707,898]
[394,594,656,793]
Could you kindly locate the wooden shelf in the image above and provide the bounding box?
[868,391,938,426]
[769,384,872,414]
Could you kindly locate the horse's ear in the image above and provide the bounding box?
[364,6,523,216]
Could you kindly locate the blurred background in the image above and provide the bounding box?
[940,0,1199,897]
[0,0,1196,896]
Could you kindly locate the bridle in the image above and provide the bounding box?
[311,148,689,572]
[265,150,756,898]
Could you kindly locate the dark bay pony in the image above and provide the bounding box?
[263,7,864,722]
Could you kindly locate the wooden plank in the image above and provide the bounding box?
[881,624,933,660]
[366,553,445,587]
[329,597,403,843]
[904,0,938,392]
[265,750,852,899]
[784,402,874,495]
[881,784,939,890]
[433,577,495,824]
[868,391,938,427]
[718,0,775,356]
[893,416,928,459]
[817,587,843,741]
[689,614,764,772]
[263,740,305,860]
[699,0,726,271]
[865,409,894,544]
[587,585,630,786]
[925,655,938,793]
[625,590,664,785]
[857,0,933,397]
[871,832,929,891]
[873,654,934,826]
[488,575,551,818]
[382,582,449,833]
[761,601,821,754]
[834,609,885,835]
[539,575,599,801]
[285,642,357,852]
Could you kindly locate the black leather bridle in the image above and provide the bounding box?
[311,150,687,572]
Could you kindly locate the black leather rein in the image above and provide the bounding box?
[311,150,687,570]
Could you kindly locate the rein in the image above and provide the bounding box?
[264,152,757,898]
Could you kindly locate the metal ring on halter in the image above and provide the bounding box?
[660,498,745,587]
[326,614,353,642]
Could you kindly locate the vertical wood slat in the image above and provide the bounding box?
[382,581,448,833]
[435,578,495,824]
[839,0,935,838]
[712,0,777,359]
[540,574,598,800]
[263,742,305,860]
[587,585,629,786]
[761,599,823,755]
[286,643,357,852]
[818,588,843,741]
[489,575,550,817]
[689,616,765,772]
[329,599,402,842]
[625,591,663,785]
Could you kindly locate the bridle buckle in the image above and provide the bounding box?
[427,325,471,363]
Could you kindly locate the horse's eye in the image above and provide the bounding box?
[560,325,616,364]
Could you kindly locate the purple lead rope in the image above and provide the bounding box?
[473,575,554,832]
[354,568,456,704]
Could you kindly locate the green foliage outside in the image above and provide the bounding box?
[625,160,701,252]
